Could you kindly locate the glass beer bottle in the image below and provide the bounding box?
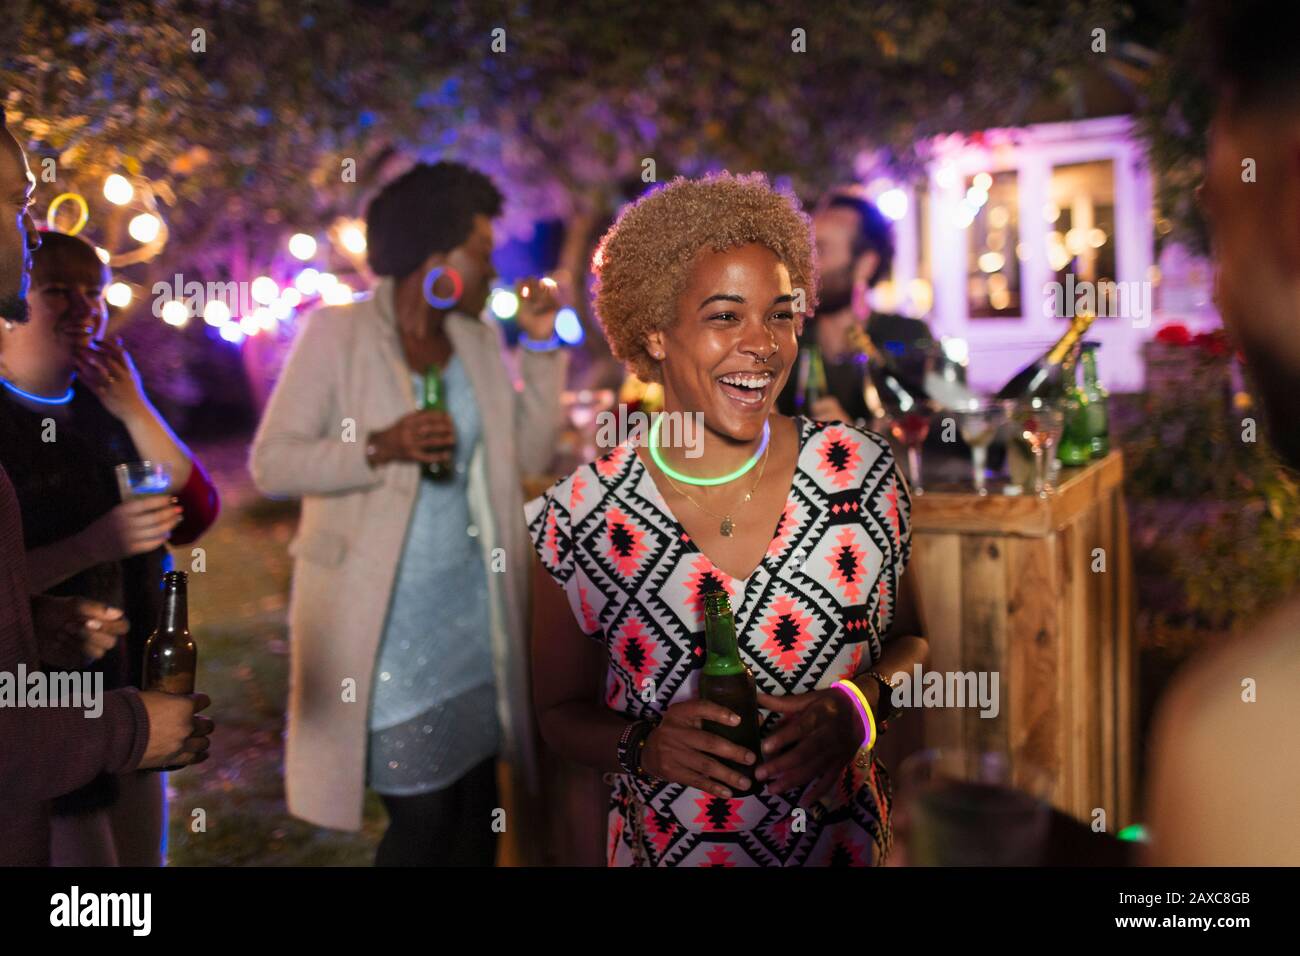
[144,571,196,696]
[699,590,763,796]
[420,363,454,482]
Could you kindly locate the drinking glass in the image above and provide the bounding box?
[954,397,1008,495]
[892,748,1053,867]
[887,410,931,495]
[115,461,172,501]
[1011,398,1065,497]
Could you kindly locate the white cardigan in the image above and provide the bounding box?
[249,278,567,831]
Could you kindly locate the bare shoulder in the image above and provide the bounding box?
[1146,594,1300,864]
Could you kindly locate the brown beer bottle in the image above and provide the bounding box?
[699,590,763,796]
[144,571,196,696]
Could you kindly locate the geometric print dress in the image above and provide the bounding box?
[524,415,914,866]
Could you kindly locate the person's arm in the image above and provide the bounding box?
[169,457,220,544]
[850,569,929,716]
[515,346,570,477]
[530,556,624,773]
[0,686,149,801]
[249,309,383,497]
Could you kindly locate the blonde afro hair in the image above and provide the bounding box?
[592,171,818,383]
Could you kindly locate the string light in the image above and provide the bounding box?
[203,300,231,326]
[128,213,161,243]
[161,300,189,326]
[250,276,279,305]
[103,174,134,206]
[338,223,366,254]
[105,282,133,308]
[288,233,317,260]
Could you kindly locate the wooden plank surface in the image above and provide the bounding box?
[910,533,963,750]
[959,536,1009,757]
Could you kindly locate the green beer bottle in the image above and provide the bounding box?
[1056,344,1092,467]
[1080,342,1110,458]
[420,363,453,482]
[699,590,763,796]
[796,344,827,415]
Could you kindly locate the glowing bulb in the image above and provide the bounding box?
[339,224,367,254]
[294,268,321,295]
[978,251,1005,273]
[219,323,245,344]
[1043,203,1061,223]
[876,188,909,221]
[489,289,519,320]
[105,282,132,308]
[203,300,231,326]
[95,246,112,265]
[253,307,277,330]
[271,300,293,321]
[240,315,261,336]
[1088,228,1107,248]
[321,282,353,305]
[103,174,134,206]
[288,233,318,261]
[161,300,189,326]
[251,276,279,305]
[279,287,302,308]
[128,213,161,243]
[555,307,583,345]
[972,172,993,192]
[316,272,339,292]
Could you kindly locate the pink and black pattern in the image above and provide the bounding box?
[525,416,913,866]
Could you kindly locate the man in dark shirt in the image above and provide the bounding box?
[777,191,933,423]
[0,108,211,865]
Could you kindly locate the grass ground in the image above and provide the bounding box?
[164,438,385,866]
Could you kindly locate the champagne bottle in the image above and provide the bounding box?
[995,311,1097,400]
[699,590,763,796]
[845,323,936,415]
[420,363,454,482]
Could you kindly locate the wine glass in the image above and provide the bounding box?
[1011,398,1066,497]
[886,409,931,495]
[954,397,1008,496]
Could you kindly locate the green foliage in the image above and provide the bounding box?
[2,0,1129,282]
[1134,18,1213,255]
[1125,361,1300,631]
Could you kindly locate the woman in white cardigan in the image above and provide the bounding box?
[250,162,567,865]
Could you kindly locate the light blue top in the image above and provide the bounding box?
[367,355,499,793]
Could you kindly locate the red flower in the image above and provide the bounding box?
[1154,322,1191,346]
[1192,329,1231,358]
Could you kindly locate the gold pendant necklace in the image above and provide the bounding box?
[662,439,771,537]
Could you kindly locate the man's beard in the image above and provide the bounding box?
[0,293,29,324]
[1241,339,1300,471]
[817,268,853,316]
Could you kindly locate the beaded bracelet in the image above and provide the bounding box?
[616,719,660,784]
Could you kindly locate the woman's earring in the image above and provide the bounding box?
[422,266,464,309]
[3,321,12,332]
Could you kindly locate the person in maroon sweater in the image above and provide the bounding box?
[0,113,213,865]
[1,230,222,865]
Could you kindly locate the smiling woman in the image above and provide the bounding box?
[527,172,928,867]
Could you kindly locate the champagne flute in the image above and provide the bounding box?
[1011,398,1065,497]
[954,397,1007,496]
